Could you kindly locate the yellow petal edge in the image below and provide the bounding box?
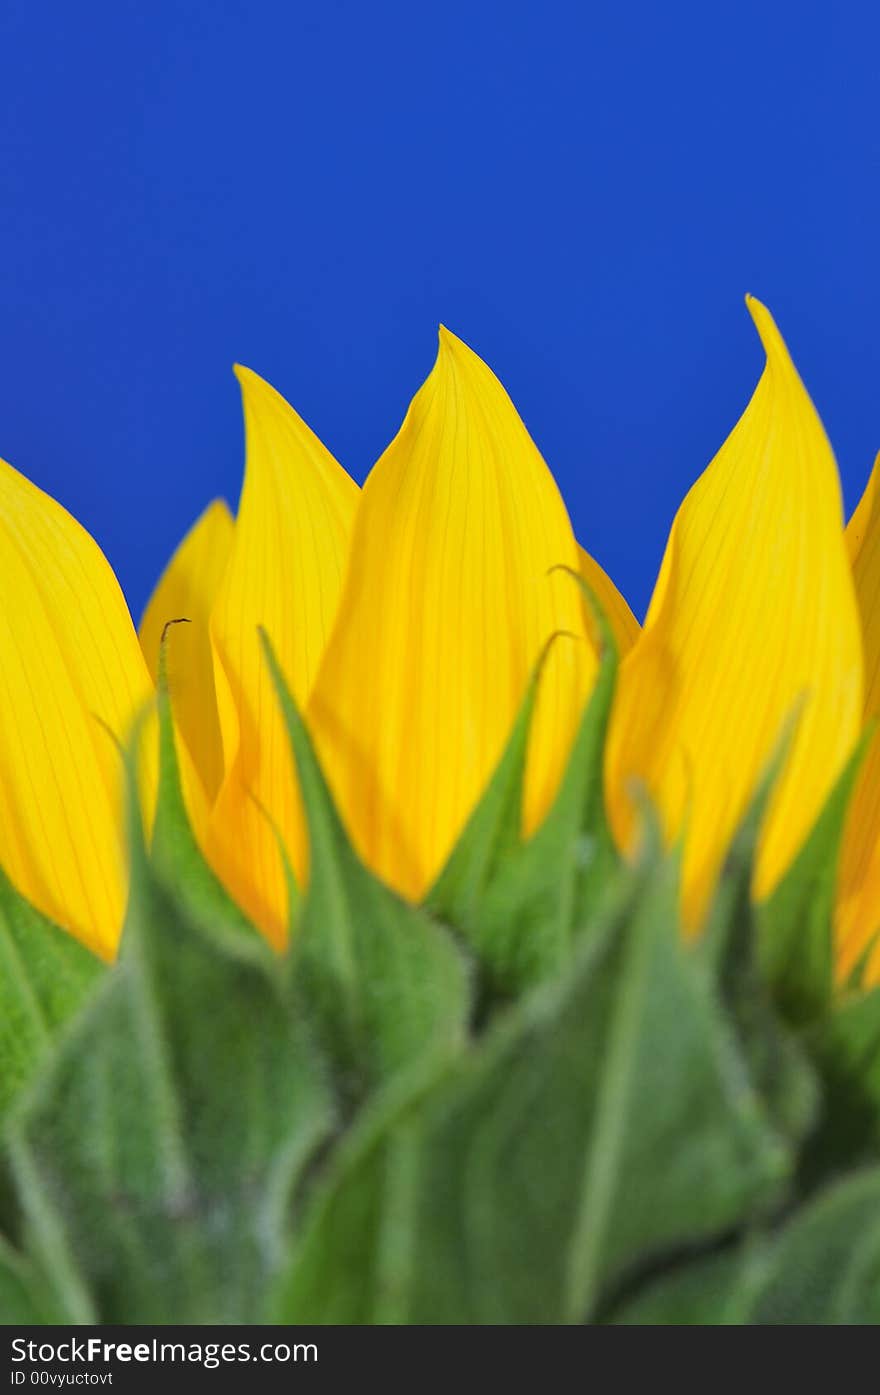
[139,498,234,805]
[578,544,639,654]
[207,366,359,945]
[606,297,863,931]
[838,452,880,983]
[308,326,600,899]
[0,458,153,957]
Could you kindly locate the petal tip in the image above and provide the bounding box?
[203,496,234,527]
[233,362,264,393]
[234,363,286,407]
[435,325,490,386]
[233,362,305,433]
[744,294,790,369]
[437,323,465,358]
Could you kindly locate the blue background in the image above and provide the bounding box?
[1,1,877,621]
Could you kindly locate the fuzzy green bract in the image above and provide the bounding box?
[0,633,879,1325]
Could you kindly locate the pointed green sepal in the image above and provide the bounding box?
[260,631,471,1105]
[758,729,871,1025]
[698,727,820,1148]
[277,845,791,1324]
[426,581,621,998]
[425,645,544,928]
[801,985,880,1184]
[7,721,337,1323]
[150,624,277,973]
[0,865,103,1127]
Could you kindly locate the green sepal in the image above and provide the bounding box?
[609,1167,880,1325]
[261,632,471,1107]
[744,1167,880,1323]
[757,731,870,1025]
[7,734,337,1324]
[698,752,820,1149]
[425,649,542,928]
[150,624,278,974]
[427,596,620,998]
[800,985,880,1184]
[269,1047,454,1323]
[278,844,790,1324]
[606,1239,772,1325]
[0,864,103,1128]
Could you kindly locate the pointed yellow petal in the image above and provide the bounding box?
[207,367,359,945]
[837,453,880,982]
[139,499,234,803]
[606,297,863,931]
[578,544,639,654]
[0,457,153,957]
[308,327,599,899]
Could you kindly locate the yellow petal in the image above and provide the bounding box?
[837,453,880,982]
[606,297,863,931]
[308,327,599,899]
[207,366,359,945]
[578,544,639,654]
[0,457,153,957]
[139,499,234,804]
